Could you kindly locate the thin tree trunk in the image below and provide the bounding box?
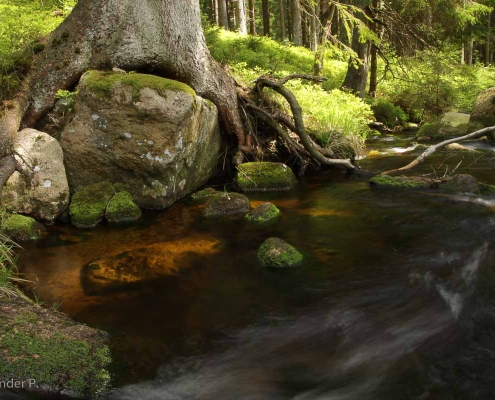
[235,0,247,34]
[262,0,270,36]
[279,0,286,41]
[248,0,256,35]
[468,39,474,65]
[287,0,293,41]
[218,0,229,28]
[369,45,378,97]
[291,0,302,46]
[309,4,318,51]
[486,13,491,66]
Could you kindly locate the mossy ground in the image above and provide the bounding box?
[370,175,433,190]
[83,70,196,100]
[105,191,141,223]
[236,162,297,192]
[1,214,45,241]
[69,182,115,228]
[245,202,281,223]
[257,237,303,268]
[0,299,111,397]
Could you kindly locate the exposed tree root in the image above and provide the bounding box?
[383,126,495,175]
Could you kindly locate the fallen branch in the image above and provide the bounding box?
[383,126,495,175]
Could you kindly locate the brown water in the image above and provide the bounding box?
[6,132,495,399]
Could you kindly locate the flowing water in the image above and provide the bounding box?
[3,132,495,399]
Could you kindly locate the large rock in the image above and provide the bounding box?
[470,87,495,131]
[203,192,251,217]
[60,71,222,209]
[2,128,69,223]
[82,239,220,295]
[441,112,470,127]
[236,162,298,192]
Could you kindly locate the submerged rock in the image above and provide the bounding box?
[105,191,141,223]
[438,174,478,194]
[444,143,480,153]
[60,71,222,209]
[236,162,297,192]
[245,202,281,223]
[82,239,220,295]
[257,237,303,268]
[2,128,69,223]
[69,181,115,228]
[0,298,111,397]
[1,214,46,241]
[203,192,251,217]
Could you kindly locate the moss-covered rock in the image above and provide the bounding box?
[69,182,115,228]
[203,192,251,217]
[257,237,303,268]
[245,202,281,223]
[438,174,478,194]
[0,298,111,398]
[417,121,469,140]
[479,182,495,194]
[190,187,219,202]
[105,191,141,223]
[370,175,436,190]
[1,214,46,241]
[236,162,297,192]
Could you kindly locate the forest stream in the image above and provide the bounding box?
[3,132,495,399]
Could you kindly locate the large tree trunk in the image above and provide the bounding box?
[0,0,250,182]
[218,0,229,29]
[342,27,371,98]
[279,0,286,41]
[291,0,302,46]
[262,0,271,36]
[248,0,256,35]
[235,0,248,35]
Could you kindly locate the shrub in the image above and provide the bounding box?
[370,98,408,127]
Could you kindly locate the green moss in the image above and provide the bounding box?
[0,306,111,397]
[105,191,141,223]
[190,187,219,201]
[417,121,468,139]
[245,202,281,223]
[70,182,115,228]
[370,175,432,190]
[257,237,303,268]
[83,70,196,100]
[236,162,297,192]
[478,182,495,194]
[1,214,45,241]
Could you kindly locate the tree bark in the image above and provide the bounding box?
[291,0,302,46]
[218,0,229,28]
[262,0,271,36]
[235,0,247,35]
[279,0,286,41]
[248,0,256,35]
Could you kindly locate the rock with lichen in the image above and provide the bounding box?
[245,202,281,223]
[203,192,250,217]
[69,182,115,228]
[190,187,219,202]
[0,214,46,241]
[60,71,221,209]
[105,191,141,223]
[235,162,297,192]
[257,237,303,268]
[2,128,69,223]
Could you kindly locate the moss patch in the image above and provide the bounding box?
[417,121,468,140]
[83,70,196,100]
[370,175,435,190]
[257,237,303,268]
[478,182,495,195]
[1,214,46,241]
[105,191,141,223]
[245,202,281,223]
[236,162,297,192]
[0,298,111,397]
[204,192,251,217]
[70,182,115,228]
[190,187,219,202]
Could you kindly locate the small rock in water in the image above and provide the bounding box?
[245,202,281,223]
[257,237,303,268]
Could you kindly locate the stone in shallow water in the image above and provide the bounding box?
[236,162,297,192]
[69,181,115,228]
[245,202,281,223]
[203,192,251,217]
[190,187,219,201]
[257,237,303,268]
[1,214,46,241]
[82,239,220,295]
[105,191,142,223]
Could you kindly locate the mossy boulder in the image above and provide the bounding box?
[190,187,219,202]
[105,191,141,223]
[1,214,46,241]
[203,192,251,217]
[417,121,469,140]
[236,162,297,192]
[438,174,478,194]
[479,182,495,194]
[70,182,115,228]
[370,175,436,190]
[245,202,281,223]
[257,237,303,268]
[0,298,111,397]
